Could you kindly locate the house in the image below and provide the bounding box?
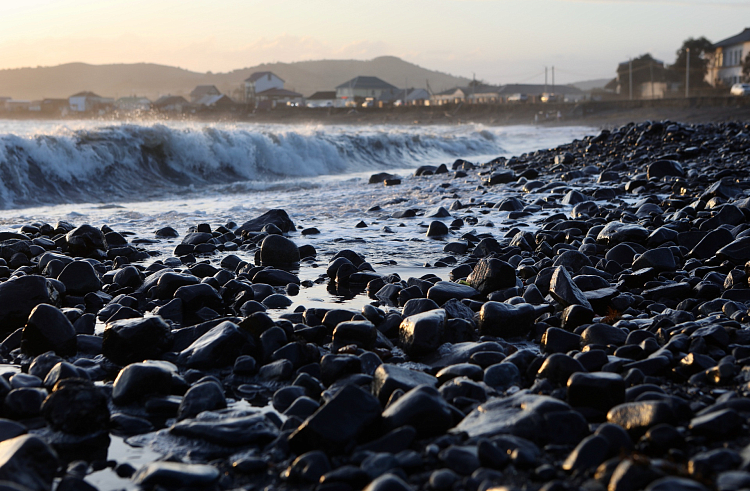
[431,87,468,105]
[40,99,70,116]
[254,88,303,109]
[153,95,190,113]
[195,94,239,111]
[608,56,673,99]
[497,84,585,102]
[0,97,10,112]
[189,85,221,103]
[377,88,431,106]
[244,72,285,105]
[68,91,113,112]
[115,96,152,112]
[3,99,31,112]
[305,91,337,108]
[335,76,398,104]
[707,28,750,87]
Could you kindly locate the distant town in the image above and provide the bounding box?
[1,28,748,118]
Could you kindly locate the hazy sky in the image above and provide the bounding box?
[0,0,747,84]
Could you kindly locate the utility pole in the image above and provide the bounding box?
[685,48,690,98]
[650,61,654,99]
[544,66,548,94]
[629,59,633,100]
[404,78,407,107]
[552,66,555,91]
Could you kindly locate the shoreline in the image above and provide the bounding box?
[0,119,749,491]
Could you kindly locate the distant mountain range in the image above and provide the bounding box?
[0,56,472,102]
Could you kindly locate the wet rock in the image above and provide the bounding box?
[426,281,480,305]
[155,226,179,238]
[372,364,438,404]
[484,363,521,391]
[399,309,446,356]
[177,380,226,420]
[66,224,107,256]
[260,234,300,266]
[102,316,173,366]
[689,408,743,438]
[647,160,684,179]
[632,248,676,272]
[133,462,220,489]
[21,304,77,357]
[478,301,538,338]
[289,384,381,454]
[597,222,649,245]
[41,379,109,435]
[645,477,709,491]
[562,434,609,472]
[567,372,626,413]
[178,321,254,369]
[0,435,59,491]
[549,266,593,310]
[364,474,412,491]
[282,450,331,483]
[112,361,174,405]
[382,385,453,437]
[607,401,675,435]
[238,209,295,234]
[717,237,750,264]
[170,413,279,446]
[581,323,627,346]
[466,257,517,295]
[426,221,449,237]
[331,320,377,352]
[541,327,581,354]
[0,276,57,338]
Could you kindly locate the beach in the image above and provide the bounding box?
[0,118,749,491]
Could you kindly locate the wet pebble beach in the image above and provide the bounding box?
[2,120,750,491]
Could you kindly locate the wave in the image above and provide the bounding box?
[0,123,503,208]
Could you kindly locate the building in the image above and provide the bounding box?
[431,85,503,105]
[305,91,337,108]
[189,85,221,103]
[377,88,431,106]
[244,72,285,105]
[68,91,113,113]
[707,28,750,87]
[153,95,190,113]
[195,94,239,111]
[255,88,303,109]
[609,56,673,99]
[115,97,152,112]
[431,87,470,105]
[3,99,31,112]
[335,76,398,104]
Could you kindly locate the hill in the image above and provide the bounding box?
[0,56,470,101]
[569,78,612,92]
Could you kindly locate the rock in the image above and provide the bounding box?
[484,363,521,391]
[690,228,734,259]
[478,301,539,338]
[647,160,684,179]
[260,234,300,266]
[331,320,377,352]
[549,266,593,310]
[607,401,675,435]
[177,380,226,420]
[0,276,57,338]
[41,379,109,435]
[282,450,331,483]
[178,321,254,369]
[645,477,709,491]
[369,172,394,184]
[382,385,453,437]
[632,248,676,272]
[21,304,77,357]
[597,222,649,245]
[581,323,627,346]
[427,206,451,218]
[57,260,101,296]
[170,414,279,446]
[567,372,626,413]
[402,298,440,318]
[537,354,586,385]
[427,281,479,305]
[541,327,581,353]
[102,316,173,366]
[439,445,480,475]
[562,434,609,472]
[0,435,59,491]
[372,364,438,404]
[112,361,174,405]
[466,258,517,295]
[399,309,446,356]
[66,225,107,256]
[238,209,295,233]
[289,384,381,454]
[155,226,179,238]
[717,237,750,264]
[133,462,220,489]
[689,408,743,438]
[426,221,449,237]
[363,474,412,491]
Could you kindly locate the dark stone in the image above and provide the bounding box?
[0,276,56,338]
[66,225,107,256]
[372,364,438,404]
[382,385,453,437]
[426,221,449,237]
[581,323,627,346]
[289,384,381,454]
[550,266,593,310]
[427,281,480,305]
[178,321,254,369]
[238,209,295,233]
[102,316,173,366]
[484,363,521,390]
[567,372,626,413]
[607,401,675,435]
[260,234,300,266]
[632,248,676,272]
[133,462,220,489]
[717,237,750,264]
[562,434,609,472]
[0,435,59,491]
[177,380,226,420]
[647,160,684,179]
[478,301,539,338]
[282,450,331,483]
[112,361,173,405]
[537,354,586,385]
[41,379,109,435]
[21,304,77,357]
[597,222,649,245]
[467,258,517,295]
[331,320,377,352]
[399,309,446,356]
[155,227,179,238]
[689,408,743,438]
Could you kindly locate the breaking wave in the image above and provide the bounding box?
[0,123,503,208]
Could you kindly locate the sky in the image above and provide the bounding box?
[0,0,748,85]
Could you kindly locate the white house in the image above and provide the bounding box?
[335,76,398,104]
[305,91,337,108]
[707,28,750,87]
[244,72,284,105]
[68,92,113,112]
[153,95,190,113]
[189,85,221,103]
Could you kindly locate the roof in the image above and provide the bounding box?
[116,96,151,103]
[245,71,285,83]
[70,91,102,98]
[190,85,220,97]
[154,95,189,106]
[196,94,235,106]
[714,28,750,48]
[256,88,302,98]
[378,88,431,102]
[435,87,466,96]
[336,76,398,90]
[307,91,337,100]
[497,84,583,96]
